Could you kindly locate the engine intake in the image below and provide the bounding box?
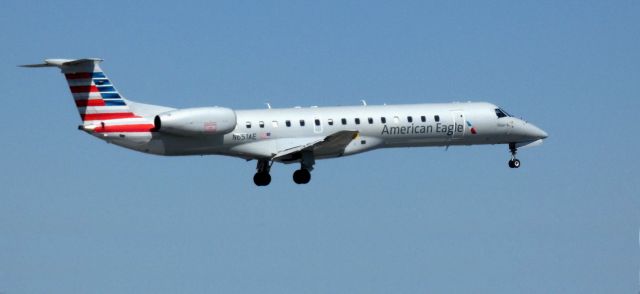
[154,107,236,136]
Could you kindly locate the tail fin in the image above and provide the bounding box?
[21,58,138,122]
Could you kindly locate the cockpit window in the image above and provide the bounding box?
[495,108,510,118]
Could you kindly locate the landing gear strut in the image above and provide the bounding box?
[508,143,521,168]
[253,159,272,186]
[293,150,315,184]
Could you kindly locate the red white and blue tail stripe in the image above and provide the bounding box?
[21,59,156,133]
[62,64,137,122]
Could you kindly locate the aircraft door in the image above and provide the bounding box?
[451,111,465,139]
[313,117,323,134]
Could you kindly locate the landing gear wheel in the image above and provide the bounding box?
[512,159,520,168]
[293,169,311,184]
[253,159,272,186]
[253,172,271,186]
[507,143,521,169]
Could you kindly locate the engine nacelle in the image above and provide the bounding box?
[154,107,236,136]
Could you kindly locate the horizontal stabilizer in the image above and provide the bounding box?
[19,58,103,68]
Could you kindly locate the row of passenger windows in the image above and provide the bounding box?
[245,115,441,128]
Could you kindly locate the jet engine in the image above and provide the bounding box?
[154,107,236,136]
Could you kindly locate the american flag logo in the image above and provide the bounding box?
[260,132,271,139]
[204,121,217,132]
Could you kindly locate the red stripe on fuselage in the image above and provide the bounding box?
[93,124,155,133]
[70,85,98,93]
[81,112,138,121]
[75,99,106,107]
[65,73,93,79]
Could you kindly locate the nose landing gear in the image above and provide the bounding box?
[508,143,521,169]
[508,158,520,168]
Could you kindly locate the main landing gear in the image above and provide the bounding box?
[293,168,311,184]
[253,159,272,186]
[253,151,316,186]
[293,150,314,185]
[508,142,521,168]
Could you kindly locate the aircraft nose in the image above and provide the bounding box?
[525,123,548,140]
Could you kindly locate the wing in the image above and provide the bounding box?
[273,130,359,162]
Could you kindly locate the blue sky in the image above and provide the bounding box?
[1,1,638,293]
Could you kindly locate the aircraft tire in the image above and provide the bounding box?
[253,172,271,186]
[293,169,311,184]
[512,159,521,168]
[508,160,515,168]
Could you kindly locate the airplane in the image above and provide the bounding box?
[21,58,548,186]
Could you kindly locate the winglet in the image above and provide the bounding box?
[19,58,103,68]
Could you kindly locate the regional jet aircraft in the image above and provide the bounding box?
[22,58,548,186]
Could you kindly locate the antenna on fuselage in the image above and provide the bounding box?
[265,103,271,109]
[361,100,367,106]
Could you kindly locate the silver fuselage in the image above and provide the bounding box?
[99,101,547,162]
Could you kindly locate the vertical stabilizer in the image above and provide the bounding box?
[21,58,137,122]
[20,58,163,133]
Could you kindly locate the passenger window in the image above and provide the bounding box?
[421,115,426,122]
[328,119,334,126]
[368,117,373,124]
[259,121,264,128]
[246,121,251,128]
[341,118,347,125]
[299,119,305,127]
[407,116,413,123]
[434,115,440,122]
[315,119,320,126]
[285,120,291,127]
[381,117,386,124]
[272,121,278,128]
[355,118,360,125]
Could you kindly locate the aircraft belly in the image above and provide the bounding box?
[228,140,278,158]
[148,134,227,156]
[94,132,160,153]
[383,135,447,147]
